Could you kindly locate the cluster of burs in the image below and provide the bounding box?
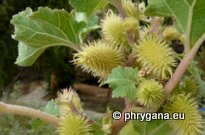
[57,0,204,135]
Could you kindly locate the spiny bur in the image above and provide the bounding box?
[57,88,83,116]
[163,26,181,41]
[58,114,92,135]
[101,11,127,48]
[121,0,140,19]
[136,79,165,108]
[74,41,124,79]
[123,17,139,42]
[164,94,204,135]
[135,34,176,79]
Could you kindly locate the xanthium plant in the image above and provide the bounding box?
[0,0,205,135]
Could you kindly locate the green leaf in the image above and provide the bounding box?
[75,12,100,42]
[11,7,86,66]
[15,42,45,66]
[145,0,205,47]
[31,119,46,133]
[30,119,55,135]
[70,0,108,17]
[91,122,105,135]
[132,120,174,135]
[119,122,139,135]
[105,66,138,100]
[144,0,172,17]
[41,100,59,116]
[11,7,86,49]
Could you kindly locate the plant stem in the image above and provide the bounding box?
[111,105,131,135]
[0,102,60,126]
[184,0,196,54]
[110,0,126,19]
[164,34,205,94]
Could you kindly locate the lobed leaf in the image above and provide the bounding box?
[41,100,59,116]
[105,66,138,100]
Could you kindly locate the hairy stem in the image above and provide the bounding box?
[0,102,60,126]
[164,34,205,94]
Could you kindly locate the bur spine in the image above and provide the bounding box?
[136,79,165,108]
[135,34,176,79]
[164,94,204,135]
[74,41,124,79]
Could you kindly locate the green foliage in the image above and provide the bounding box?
[16,42,45,66]
[11,7,86,66]
[41,100,59,116]
[76,13,100,42]
[143,0,172,16]
[145,0,205,47]
[189,61,205,95]
[0,114,55,135]
[173,76,199,96]
[132,119,173,135]
[105,66,138,100]
[70,0,108,17]
[90,122,106,135]
[30,100,59,134]
[119,122,139,135]
[30,119,56,135]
